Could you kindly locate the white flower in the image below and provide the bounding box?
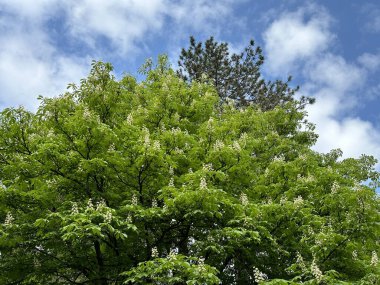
[96,199,106,211]
[203,163,213,172]
[168,178,174,187]
[294,196,304,207]
[311,259,323,282]
[253,267,267,283]
[198,257,206,271]
[273,154,285,162]
[83,107,91,119]
[352,250,358,260]
[4,212,14,226]
[126,214,132,223]
[240,193,248,206]
[174,147,184,154]
[296,252,306,272]
[200,177,207,190]
[126,113,133,125]
[371,251,378,266]
[108,143,115,152]
[207,117,214,131]
[131,194,138,206]
[280,196,288,205]
[87,198,94,210]
[213,140,225,151]
[104,211,112,223]
[71,203,79,214]
[169,166,174,176]
[188,168,193,174]
[331,181,339,194]
[152,198,158,208]
[152,140,161,151]
[168,248,177,259]
[151,247,159,258]
[232,141,241,152]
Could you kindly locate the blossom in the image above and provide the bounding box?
[294,196,304,207]
[87,198,94,210]
[232,141,241,152]
[311,259,323,282]
[331,181,339,194]
[152,140,161,151]
[131,194,138,206]
[152,198,158,208]
[4,212,14,226]
[104,211,112,223]
[240,193,248,206]
[126,214,132,223]
[203,163,213,172]
[71,202,79,214]
[200,177,207,190]
[296,252,306,272]
[352,250,358,260]
[126,113,133,125]
[253,267,267,283]
[169,166,174,176]
[371,251,378,266]
[151,247,159,258]
[168,178,174,187]
[213,140,225,151]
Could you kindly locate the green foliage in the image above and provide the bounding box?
[177,36,315,109]
[0,57,378,284]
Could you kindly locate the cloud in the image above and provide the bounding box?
[263,4,380,164]
[0,0,242,110]
[362,4,380,33]
[263,4,333,75]
[357,52,380,72]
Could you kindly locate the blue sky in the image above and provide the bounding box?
[0,0,380,166]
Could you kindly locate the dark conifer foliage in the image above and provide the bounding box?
[178,36,315,109]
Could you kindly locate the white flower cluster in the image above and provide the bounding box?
[152,198,158,208]
[152,140,161,151]
[4,212,14,226]
[168,178,175,187]
[96,199,106,210]
[331,181,339,194]
[126,214,132,223]
[280,196,288,205]
[126,113,133,125]
[311,259,323,282]
[207,117,214,131]
[371,251,378,266]
[294,196,304,207]
[200,177,207,190]
[240,193,249,206]
[108,143,115,152]
[104,211,112,223]
[296,252,306,272]
[232,141,241,152]
[87,198,94,210]
[83,107,91,119]
[213,140,225,151]
[203,163,213,172]
[71,202,79,214]
[151,246,159,258]
[198,257,206,271]
[352,250,358,260]
[169,166,174,176]
[168,248,177,259]
[174,147,184,154]
[272,154,285,162]
[131,194,138,206]
[253,267,267,283]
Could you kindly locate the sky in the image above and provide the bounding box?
[0,0,380,166]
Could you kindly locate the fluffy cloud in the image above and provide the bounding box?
[263,4,380,163]
[0,0,240,110]
[263,4,333,75]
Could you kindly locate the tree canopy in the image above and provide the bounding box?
[177,36,315,109]
[0,57,379,284]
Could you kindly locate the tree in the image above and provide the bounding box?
[177,36,315,109]
[0,57,379,284]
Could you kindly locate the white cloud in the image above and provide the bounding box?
[263,4,333,75]
[263,4,380,164]
[0,0,241,110]
[358,52,380,72]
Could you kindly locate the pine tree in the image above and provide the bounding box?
[177,36,315,109]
